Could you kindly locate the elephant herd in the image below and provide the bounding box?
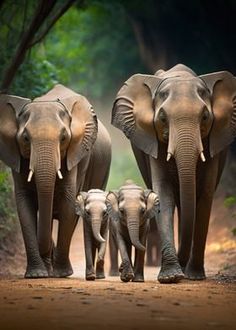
[0,64,235,283]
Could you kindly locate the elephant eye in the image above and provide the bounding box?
[60,130,68,143]
[140,207,146,213]
[202,109,209,121]
[158,90,169,100]
[158,109,168,124]
[23,131,30,143]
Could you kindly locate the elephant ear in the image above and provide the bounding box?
[106,191,119,222]
[200,72,236,157]
[41,84,98,171]
[0,94,31,172]
[112,74,162,158]
[144,190,160,220]
[75,192,88,217]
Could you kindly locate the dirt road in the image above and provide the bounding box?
[0,197,236,330]
[0,273,235,330]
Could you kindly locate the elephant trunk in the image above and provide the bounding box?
[127,215,145,251]
[169,121,203,268]
[32,141,60,258]
[91,216,105,244]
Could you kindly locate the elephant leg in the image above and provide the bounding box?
[54,213,77,278]
[96,224,108,279]
[146,220,160,266]
[109,229,119,276]
[117,233,134,282]
[83,224,96,280]
[133,225,148,282]
[146,236,153,266]
[53,170,78,277]
[185,159,219,280]
[150,158,184,283]
[14,182,48,278]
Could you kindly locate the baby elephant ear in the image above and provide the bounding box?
[144,190,160,220]
[75,192,88,217]
[200,71,236,157]
[106,191,119,222]
[112,74,162,158]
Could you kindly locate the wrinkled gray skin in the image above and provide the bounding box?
[112,64,236,283]
[0,85,111,278]
[106,182,160,282]
[75,189,109,280]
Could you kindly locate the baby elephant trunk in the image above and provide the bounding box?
[91,217,106,244]
[127,218,146,252]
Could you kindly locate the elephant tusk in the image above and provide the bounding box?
[27,170,34,182]
[57,170,63,179]
[200,152,206,162]
[166,152,172,162]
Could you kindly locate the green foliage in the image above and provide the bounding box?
[43,3,144,100]
[224,196,236,208]
[0,164,17,241]
[12,53,60,98]
[0,1,61,98]
[107,151,145,190]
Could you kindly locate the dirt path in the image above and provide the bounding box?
[0,197,236,330]
[0,275,235,330]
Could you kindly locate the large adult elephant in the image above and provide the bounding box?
[112,64,236,283]
[0,84,111,278]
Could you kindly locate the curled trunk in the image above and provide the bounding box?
[91,217,105,244]
[127,217,145,251]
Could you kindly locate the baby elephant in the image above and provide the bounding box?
[76,189,109,280]
[106,181,159,282]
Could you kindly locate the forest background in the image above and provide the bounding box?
[0,0,235,251]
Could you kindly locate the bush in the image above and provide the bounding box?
[0,163,17,242]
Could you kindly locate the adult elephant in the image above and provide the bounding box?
[0,84,111,278]
[112,64,236,283]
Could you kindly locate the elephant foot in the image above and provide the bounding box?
[133,273,144,282]
[42,257,53,277]
[25,264,49,279]
[158,263,184,284]
[184,262,206,280]
[96,260,105,279]
[120,260,134,282]
[53,260,73,278]
[86,272,96,281]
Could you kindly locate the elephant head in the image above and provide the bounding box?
[0,84,98,257]
[112,64,236,263]
[106,181,160,251]
[75,189,108,244]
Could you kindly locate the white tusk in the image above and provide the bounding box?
[27,170,33,182]
[200,152,206,162]
[57,170,63,179]
[166,152,172,162]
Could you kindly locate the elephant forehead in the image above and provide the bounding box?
[24,102,64,114]
[86,193,106,205]
[159,77,206,95]
[120,188,144,201]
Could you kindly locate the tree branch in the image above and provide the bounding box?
[30,0,78,48]
[0,0,60,92]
